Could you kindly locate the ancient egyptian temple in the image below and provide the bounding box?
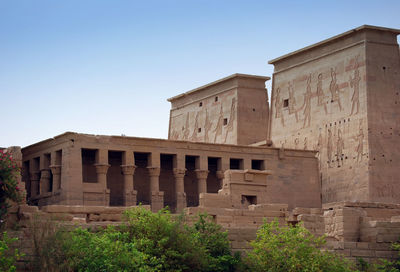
[20,25,400,213]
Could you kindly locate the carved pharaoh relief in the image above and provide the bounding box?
[329,68,343,111]
[316,73,328,114]
[300,74,312,128]
[224,97,236,143]
[350,58,361,116]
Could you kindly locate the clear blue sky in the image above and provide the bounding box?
[1,0,399,147]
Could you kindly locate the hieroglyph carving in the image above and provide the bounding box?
[213,105,224,143]
[189,111,199,141]
[288,81,299,122]
[327,128,333,167]
[183,113,190,140]
[274,87,284,127]
[316,73,328,114]
[204,109,212,142]
[355,124,364,162]
[336,129,344,167]
[303,137,308,150]
[300,74,312,128]
[350,59,361,115]
[224,98,236,143]
[329,68,343,111]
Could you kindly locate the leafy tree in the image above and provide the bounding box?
[245,220,354,272]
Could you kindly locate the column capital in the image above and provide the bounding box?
[147,166,161,177]
[195,169,209,180]
[94,164,110,174]
[121,164,136,175]
[49,165,61,175]
[173,168,186,178]
[216,170,225,180]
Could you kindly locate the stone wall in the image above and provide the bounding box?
[268,26,400,204]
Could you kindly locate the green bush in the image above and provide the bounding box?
[62,227,152,272]
[122,207,239,271]
[38,207,239,271]
[0,232,22,272]
[374,241,400,272]
[0,150,23,226]
[245,220,355,272]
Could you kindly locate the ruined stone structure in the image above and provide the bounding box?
[6,25,400,265]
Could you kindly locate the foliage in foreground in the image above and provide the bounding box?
[0,150,23,226]
[0,231,23,272]
[245,220,355,272]
[35,207,239,272]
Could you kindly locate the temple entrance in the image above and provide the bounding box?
[107,151,124,206]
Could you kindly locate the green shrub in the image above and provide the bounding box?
[0,232,22,272]
[62,227,153,272]
[374,241,400,272]
[245,220,354,272]
[0,150,23,227]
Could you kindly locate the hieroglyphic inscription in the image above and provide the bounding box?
[189,111,199,141]
[327,128,333,167]
[300,74,312,128]
[329,68,343,111]
[316,73,328,114]
[350,59,361,115]
[183,113,190,141]
[336,129,344,167]
[224,98,236,143]
[288,81,299,122]
[213,105,224,143]
[355,123,364,162]
[204,109,212,142]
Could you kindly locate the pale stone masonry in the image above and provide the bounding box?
[11,25,400,265]
[268,25,400,204]
[21,132,320,211]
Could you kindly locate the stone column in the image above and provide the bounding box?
[195,169,209,195]
[94,163,110,205]
[39,169,51,195]
[173,168,186,213]
[121,164,137,206]
[49,165,61,192]
[29,171,40,198]
[216,170,225,189]
[147,166,163,212]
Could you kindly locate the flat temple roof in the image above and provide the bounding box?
[268,25,400,64]
[167,73,270,102]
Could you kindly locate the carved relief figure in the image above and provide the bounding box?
[315,130,323,169]
[183,113,190,140]
[316,73,328,114]
[329,68,342,111]
[336,129,344,166]
[224,98,236,143]
[350,60,361,115]
[294,138,299,149]
[204,109,212,142]
[300,74,312,128]
[288,81,298,122]
[327,128,333,167]
[170,130,179,140]
[213,105,224,143]
[355,126,364,162]
[274,87,284,127]
[189,111,199,141]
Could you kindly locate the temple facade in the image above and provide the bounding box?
[20,25,400,211]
